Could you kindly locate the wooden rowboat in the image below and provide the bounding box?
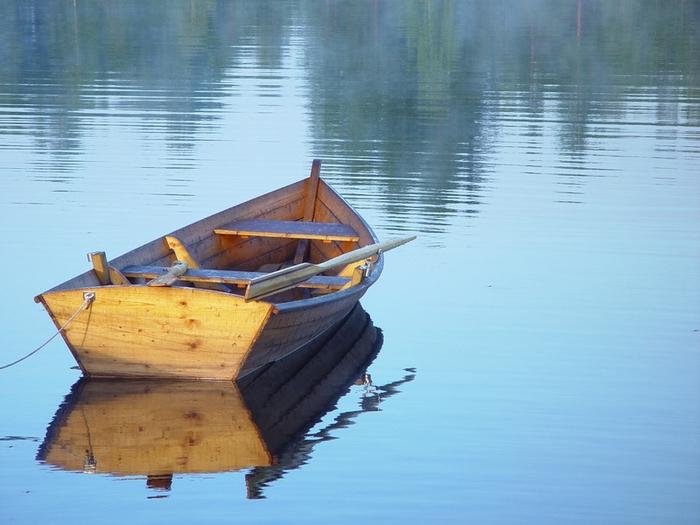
[35,160,414,380]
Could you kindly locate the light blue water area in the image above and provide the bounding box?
[1,1,699,523]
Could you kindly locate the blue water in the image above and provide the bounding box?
[1,1,699,523]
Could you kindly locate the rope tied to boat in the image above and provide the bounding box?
[0,292,95,370]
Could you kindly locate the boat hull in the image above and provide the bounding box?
[240,290,365,375]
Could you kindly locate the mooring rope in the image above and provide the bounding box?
[0,292,95,370]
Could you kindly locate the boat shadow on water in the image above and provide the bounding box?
[36,304,416,498]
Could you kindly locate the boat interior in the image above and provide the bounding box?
[43,161,378,304]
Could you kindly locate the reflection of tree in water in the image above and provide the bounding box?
[302,0,699,228]
[1,1,697,206]
[0,0,297,169]
[302,1,492,233]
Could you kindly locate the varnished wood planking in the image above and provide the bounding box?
[150,193,306,271]
[185,196,307,270]
[308,196,367,276]
[240,290,362,374]
[308,202,347,262]
[41,286,273,380]
[311,182,377,273]
[41,381,272,474]
[43,178,369,295]
[228,239,298,272]
[317,181,373,244]
[157,181,307,268]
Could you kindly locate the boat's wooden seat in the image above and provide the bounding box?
[121,265,350,291]
[214,219,360,243]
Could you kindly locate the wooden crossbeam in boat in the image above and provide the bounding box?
[214,219,359,243]
[122,265,350,291]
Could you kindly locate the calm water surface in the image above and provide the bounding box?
[1,1,699,523]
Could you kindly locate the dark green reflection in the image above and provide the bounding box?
[1,1,697,222]
[0,0,297,162]
[302,0,699,226]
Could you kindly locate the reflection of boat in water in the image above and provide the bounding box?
[244,367,417,499]
[36,305,415,497]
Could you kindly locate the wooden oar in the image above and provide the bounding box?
[245,235,416,301]
[147,261,188,287]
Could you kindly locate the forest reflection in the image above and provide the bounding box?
[1,0,697,227]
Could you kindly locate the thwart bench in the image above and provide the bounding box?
[215,217,361,265]
[122,265,350,291]
[214,219,359,243]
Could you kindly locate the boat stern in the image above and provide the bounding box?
[37,286,274,380]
